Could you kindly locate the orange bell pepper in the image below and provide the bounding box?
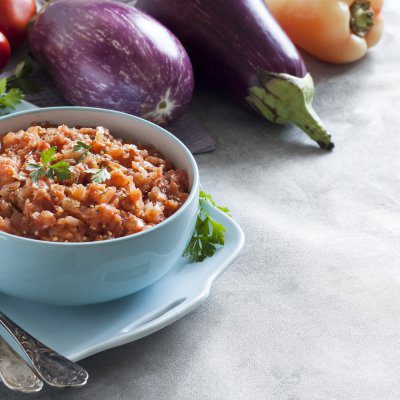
[265,0,384,63]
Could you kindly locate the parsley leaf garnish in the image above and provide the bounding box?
[26,164,46,182]
[0,57,37,116]
[48,161,73,181]
[6,59,38,94]
[73,141,91,152]
[28,147,72,182]
[198,190,231,215]
[85,168,111,183]
[184,191,230,263]
[73,141,92,162]
[0,78,23,113]
[40,147,57,164]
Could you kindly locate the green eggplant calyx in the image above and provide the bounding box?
[350,0,375,38]
[246,71,334,150]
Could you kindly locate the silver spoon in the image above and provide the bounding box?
[0,335,43,393]
[0,312,89,388]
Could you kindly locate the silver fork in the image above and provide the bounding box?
[0,312,89,388]
[0,335,43,393]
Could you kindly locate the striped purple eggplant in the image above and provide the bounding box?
[29,0,194,125]
[136,0,333,149]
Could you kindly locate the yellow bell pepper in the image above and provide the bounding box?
[265,0,384,63]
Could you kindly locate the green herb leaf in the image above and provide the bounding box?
[14,60,28,79]
[26,163,41,171]
[0,57,36,116]
[45,168,56,180]
[28,149,72,182]
[41,147,57,165]
[208,218,226,245]
[0,79,6,95]
[73,141,91,152]
[85,168,111,183]
[184,191,230,263]
[50,161,72,182]
[0,88,24,109]
[29,166,46,182]
[7,59,39,94]
[199,190,231,216]
[74,141,92,162]
[0,78,24,111]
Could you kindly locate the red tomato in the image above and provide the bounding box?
[0,0,37,49]
[0,32,11,71]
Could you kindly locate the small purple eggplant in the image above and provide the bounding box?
[29,0,194,125]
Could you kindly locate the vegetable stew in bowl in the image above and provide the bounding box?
[0,124,189,242]
[0,107,199,305]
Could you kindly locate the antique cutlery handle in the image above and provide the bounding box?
[0,335,43,393]
[0,312,88,388]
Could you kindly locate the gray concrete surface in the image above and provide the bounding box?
[1,3,399,400]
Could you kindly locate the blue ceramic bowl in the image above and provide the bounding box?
[0,107,199,305]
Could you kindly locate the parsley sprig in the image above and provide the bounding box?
[74,141,111,182]
[0,78,23,113]
[184,191,231,263]
[85,168,111,183]
[0,58,37,116]
[73,141,92,162]
[6,59,38,94]
[27,147,72,182]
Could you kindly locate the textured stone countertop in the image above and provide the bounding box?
[1,2,399,400]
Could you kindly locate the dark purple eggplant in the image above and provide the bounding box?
[29,0,194,125]
[136,0,333,149]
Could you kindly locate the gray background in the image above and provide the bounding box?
[2,2,400,399]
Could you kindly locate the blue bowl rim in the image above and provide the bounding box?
[0,106,200,247]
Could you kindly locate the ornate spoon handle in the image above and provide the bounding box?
[0,312,89,388]
[0,335,43,393]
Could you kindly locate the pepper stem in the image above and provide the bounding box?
[246,71,334,150]
[350,0,375,38]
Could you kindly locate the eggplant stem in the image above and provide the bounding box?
[246,71,334,150]
[350,0,374,38]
